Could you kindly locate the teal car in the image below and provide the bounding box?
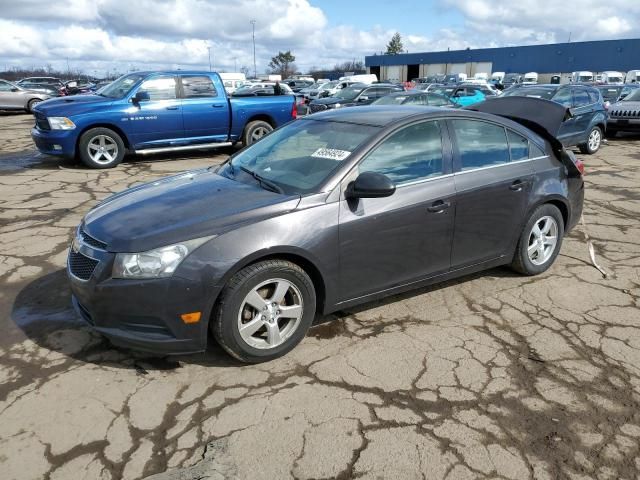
[431,85,486,107]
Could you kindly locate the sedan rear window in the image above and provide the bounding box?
[221,119,380,194]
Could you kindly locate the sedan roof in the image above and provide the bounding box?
[305,105,450,126]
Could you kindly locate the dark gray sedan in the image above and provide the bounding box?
[68,100,584,362]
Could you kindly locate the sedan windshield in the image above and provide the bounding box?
[334,85,366,100]
[218,119,380,194]
[98,73,146,98]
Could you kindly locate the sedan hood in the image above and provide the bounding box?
[83,169,300,252]
[34,94,114,117]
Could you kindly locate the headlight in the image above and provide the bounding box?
[112,237,212,279]
[48,117,76,130]
[330,103,341,108]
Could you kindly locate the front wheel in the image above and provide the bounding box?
[78,127,125,169]
[27,98,42,113]
[242,120,273,147]
[211,260,316,363]
[578,126,602,154]
[511,204,564,275]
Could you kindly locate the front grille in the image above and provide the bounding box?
[611,109,639,118]
[309,103,328,113]
[34,113,50,131]
[80,229,107,250]
[69,250,99,280]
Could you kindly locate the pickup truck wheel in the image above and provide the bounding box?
[578,126,602,154]
[78,128,125,169]
[211,260,316,363]
[243,120,273,146]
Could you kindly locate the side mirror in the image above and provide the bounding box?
[11,87,19,92]
[132,90,150,104]
[346,172,396,199]
[358,95,369,102]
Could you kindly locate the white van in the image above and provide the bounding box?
[625,70,640,84]
[600,71,624,84]
[490,72,505,84]
[571,71,594,83]
[473,72,489,81]
[523,72,538,85]
[219,72,246,94]
[338,74,378,84]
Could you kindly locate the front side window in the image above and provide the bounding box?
[0,80,13,92]
[451,119,510,171]
[358,121,444,184]
[182,75,217,98]
[137,76,177,101]
[507,130,529,161]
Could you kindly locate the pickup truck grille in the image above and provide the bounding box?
[35,113,50,131]
[610,109,639,118]
[309,103,328,113]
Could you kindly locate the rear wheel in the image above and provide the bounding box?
[27,98,42,113]
[212,260,316,363]
[242,120,273,147]
[511,204,564,275]
[578,126,602,154]
[78,128,125,169]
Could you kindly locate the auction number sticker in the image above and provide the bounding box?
[311,148,351,161]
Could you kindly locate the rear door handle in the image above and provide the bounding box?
[509,180,528,191]
[427,200,451,213]
[166,106,179,110]
[212,104,225,108]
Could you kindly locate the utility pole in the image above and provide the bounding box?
[207,46,212,71]
[250,20,257,78]
[233,57,237,72]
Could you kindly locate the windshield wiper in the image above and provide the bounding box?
[239,166,283,194]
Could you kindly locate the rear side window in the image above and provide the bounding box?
[588,89,600,104]
[0,81,12,92]
[137,76,177,100]
[359,120,444,184]
[573,89,591,107]
[507,130,529,161]
[182,76,217,98]
[451,120,510,171]
[530,142,546,158]
[551,88,572,107]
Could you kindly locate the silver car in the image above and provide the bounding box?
[0,79,51,113]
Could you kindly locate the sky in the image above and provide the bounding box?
[0,0,638,77]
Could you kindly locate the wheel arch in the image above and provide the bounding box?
[245,114,277,129]
[525,195,570,231]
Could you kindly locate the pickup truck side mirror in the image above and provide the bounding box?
[132,90,150,104]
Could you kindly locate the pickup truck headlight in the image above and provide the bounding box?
[112,237,212,279]
[48,117,76,130]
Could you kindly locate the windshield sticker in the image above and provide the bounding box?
[311,148,351,161]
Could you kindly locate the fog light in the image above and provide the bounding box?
[180,312,201,324]
[53,144,62,150]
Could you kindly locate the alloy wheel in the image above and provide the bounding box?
[237,278,304,349]
[588,128,601,152]
[251,126,271,142]
[527,216,558,266]
[87,135,118,165]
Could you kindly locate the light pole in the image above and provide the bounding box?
[207,46,212,71]
[250,20,257,78]
[233,57,237,72]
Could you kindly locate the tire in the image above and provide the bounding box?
[27,98,42,113]
[78,127,125,169]
[242,120,273,147]
[605,129,618,139]
[212,260,316,363]
[511,204,565,276]
[578,126,602,154]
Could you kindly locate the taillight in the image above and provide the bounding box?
[291,98,297,119]
[575,158,585,175]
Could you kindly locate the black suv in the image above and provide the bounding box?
[308,83,404,113]
[502,84,607,154]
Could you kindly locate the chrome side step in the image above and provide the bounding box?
[135,142,233,155]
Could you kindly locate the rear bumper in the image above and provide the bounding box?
[31,127,76,158]
[567,180,584,233]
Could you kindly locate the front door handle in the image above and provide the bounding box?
[212,104,225,108]
[427,200,451,213]
[509,180,528,191]
[166,106,179,110]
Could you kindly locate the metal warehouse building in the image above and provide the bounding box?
[365,38,640,83]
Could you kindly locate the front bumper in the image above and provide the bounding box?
[607,118,640,132]
[67,235,217,355]
[31,127,77,158]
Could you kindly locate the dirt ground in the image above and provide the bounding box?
[0,111,639,480]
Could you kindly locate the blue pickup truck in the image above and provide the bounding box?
[31,71,297,168]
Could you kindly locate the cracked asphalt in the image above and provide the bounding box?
[1,111,639,480]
